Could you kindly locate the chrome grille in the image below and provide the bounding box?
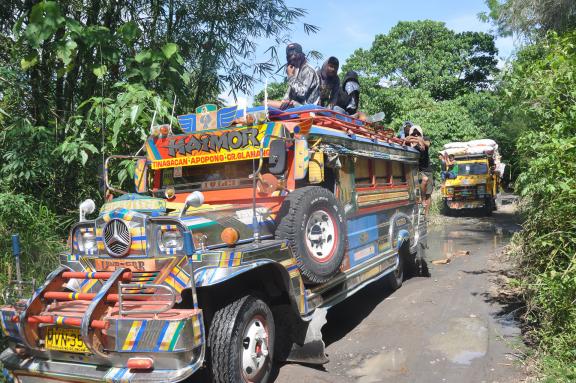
[103,219,131,257]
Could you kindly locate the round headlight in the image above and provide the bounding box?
[79,232,96,252]
[160,230,183,251]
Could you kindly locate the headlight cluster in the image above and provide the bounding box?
[78,230,96,252]
[159,230,183,252]
[446,187,454,195]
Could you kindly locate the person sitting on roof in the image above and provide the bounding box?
[397,120,413,139]
[268,43,320,110]
[317,57,340,109]
[439,153,458,181]
[335,70,360,116]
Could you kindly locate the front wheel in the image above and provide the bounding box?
[208,296,275,383]
[385,250,404,291]
[442,200,452,216]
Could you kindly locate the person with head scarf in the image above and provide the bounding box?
[405,125,433,217]
[317,56,340,108]
[268,43,320,110]
[335,70,360,115]
[398,120,413,139]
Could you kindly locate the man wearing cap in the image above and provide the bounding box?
[405,125,433,217]
[317,56,340,108]
[269,43,320,110]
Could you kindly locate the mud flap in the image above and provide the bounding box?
[286,307,329,364]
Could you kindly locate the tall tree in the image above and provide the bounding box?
[481,0,576,39]
[343,20,499,101]
[0,0,315,211]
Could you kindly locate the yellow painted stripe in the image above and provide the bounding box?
[280,258,297,268]
[165,277,184,293]
[219,253,230,268]
[122,321,142,350]
[130,227,145,235]
[81,278,98,293]
[193,316,202,346]
[357,191,409,203]
[130,242,146,251]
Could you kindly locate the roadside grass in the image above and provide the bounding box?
[0,193,64,357]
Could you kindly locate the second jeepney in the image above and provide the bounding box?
[1,104,428,383]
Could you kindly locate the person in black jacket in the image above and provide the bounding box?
[335,70,360,115]
[317,57,340,108]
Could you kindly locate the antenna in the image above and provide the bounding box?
[150,109,157,134]
[99,44,106,198]
[264,78,268,119]
[168,94,177,134]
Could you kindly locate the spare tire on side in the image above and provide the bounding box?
[275,186,346,284]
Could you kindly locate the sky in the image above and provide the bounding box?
[227,0,517,105]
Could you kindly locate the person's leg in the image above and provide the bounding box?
[420,174,428,201]
[425,171,434,216]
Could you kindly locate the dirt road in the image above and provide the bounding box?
[190,197,526,383]
[274,198,525,383]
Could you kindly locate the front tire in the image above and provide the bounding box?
[442,200,452,216]
[208,296,275,383]
[385,249,404,291]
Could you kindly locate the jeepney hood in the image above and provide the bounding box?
[175,203,276,249]
[444,175,488,187]
[100,193,167,215]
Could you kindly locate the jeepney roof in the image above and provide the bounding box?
[146,104,417,170]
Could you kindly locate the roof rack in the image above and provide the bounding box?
[268,105,403,145]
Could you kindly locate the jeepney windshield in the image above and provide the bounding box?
[159,159,266,191]
[458,162,488,176]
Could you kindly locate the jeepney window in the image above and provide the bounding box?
[374,159,391,185]
[391,161,406,184]
[355,157,372,187]
[159,159,266,191]
[458,162,488,175]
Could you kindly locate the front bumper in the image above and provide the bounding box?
[444,198,487,210]
[1,305,205,383]
[2,347,203,383]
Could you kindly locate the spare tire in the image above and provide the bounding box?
[276,186,346,284]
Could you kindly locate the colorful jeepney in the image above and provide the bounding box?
[1,104,428,383]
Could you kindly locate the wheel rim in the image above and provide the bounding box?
[241,315,270,381]
[304,209,338,263]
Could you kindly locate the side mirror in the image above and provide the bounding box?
[180,191,205,217]
[79,199,96,222]
[268,140,287,175]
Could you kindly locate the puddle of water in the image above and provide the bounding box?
[347,349,407,383]
[428,317,488,365]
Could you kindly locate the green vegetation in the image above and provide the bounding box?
[0,0,314,299]
[0,0,575,380]
[480,0,576,379]
[501,31,576,380]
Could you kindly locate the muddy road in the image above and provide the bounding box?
[192,197,526,383]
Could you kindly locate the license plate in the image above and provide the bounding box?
[45,327,89,353]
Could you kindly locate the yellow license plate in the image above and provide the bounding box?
[45,327,89,353]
